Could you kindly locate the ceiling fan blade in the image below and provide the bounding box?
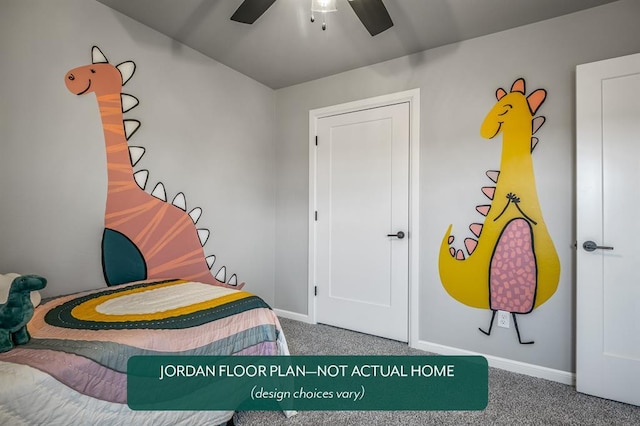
[230,0,277,24]
[347,0,394,36]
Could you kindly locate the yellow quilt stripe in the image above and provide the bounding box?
[70,280,253,322]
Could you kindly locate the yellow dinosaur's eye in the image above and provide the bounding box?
[498,104,513,116]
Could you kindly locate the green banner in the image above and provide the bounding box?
[127,355,487,411]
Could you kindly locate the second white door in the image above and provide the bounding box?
[576,52,640,406]
[315,102,410,342]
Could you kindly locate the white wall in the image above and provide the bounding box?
[0,0,277,302]
[273,0,640,373]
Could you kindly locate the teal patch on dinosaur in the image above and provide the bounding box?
[0,275,47,352]
[102,228,147,286]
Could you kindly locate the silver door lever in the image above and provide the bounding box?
[583,240,614,252]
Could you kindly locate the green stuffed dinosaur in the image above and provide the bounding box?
[0,275,47,352]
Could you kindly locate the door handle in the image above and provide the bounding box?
[582,240,614,252]
[387,231,405,239]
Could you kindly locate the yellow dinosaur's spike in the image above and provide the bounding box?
[486,170,499,183]
[476,205,491,216]
[531,137,539,152]
[532,116,545,134]
[481,187,495,200]
[464,238,478,255]
[469,223,483,237]
[510,78,526,93]
[527,89,547,114]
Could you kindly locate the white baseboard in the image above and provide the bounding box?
[272,314,574,386]
[413,340,575,386]
[274,308,312,324]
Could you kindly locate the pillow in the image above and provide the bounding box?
[0,273,42,307]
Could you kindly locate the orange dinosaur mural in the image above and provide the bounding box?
[439,78,560,344]
[65,46,242,289]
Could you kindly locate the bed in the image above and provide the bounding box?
[0,278,292,425]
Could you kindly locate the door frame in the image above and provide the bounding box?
[308,89,420,347]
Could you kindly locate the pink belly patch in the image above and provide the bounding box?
[489,218,537,313]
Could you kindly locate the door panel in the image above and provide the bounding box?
[315,102,409,342]
[576,52,640,406]
[602,75,640,360]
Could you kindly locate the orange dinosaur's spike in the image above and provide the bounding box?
[228,274,238,286]
[197,229,210,246]
[215,266,227,282]
[476,205,491,216]
[151,182,166,201]
[134,169,149,189]
[481,186,495,200]
[486,170,500,183]
[92,46,108,64]
[123,119,141,140]
[448,235,454,244]
[511,78,526,94]
[449,247,456,257]
[527,89,547,114]
[496,88,507,100]
[469,223,483,237]
[456,250,465,260]
[116,61,136,86]
[128,146,145,166]
[464,238,478,255]
[172,192,187,211]
[121,94,139,113]
[189,207,202,224]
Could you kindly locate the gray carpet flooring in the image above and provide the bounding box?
[234,318,640,425]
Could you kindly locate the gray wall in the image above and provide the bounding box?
[0,0,277,302]
[273,0,640,373]
[3,0,640,376]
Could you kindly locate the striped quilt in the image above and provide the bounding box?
[0,279,291,424]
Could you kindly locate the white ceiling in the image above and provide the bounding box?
[96,0,617,89]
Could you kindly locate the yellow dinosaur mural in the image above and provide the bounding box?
[438,78,560,344]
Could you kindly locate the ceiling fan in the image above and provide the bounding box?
[230,0,394,36]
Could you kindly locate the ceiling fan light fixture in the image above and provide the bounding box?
[231,0,393,36]
[311,0,337,13]
[310,0,337,30]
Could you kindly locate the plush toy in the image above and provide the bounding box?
[0,273,41,307]
[0,274,47,352]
